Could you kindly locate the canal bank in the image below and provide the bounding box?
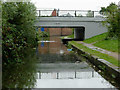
[66,41,120,88]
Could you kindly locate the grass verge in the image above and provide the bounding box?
[84,33,107,44]
[83,33,118,52]
[93,39,118,52]
[69,41,118,67]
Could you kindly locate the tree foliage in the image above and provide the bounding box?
[100,3,119,39]
[3,49,37,88]
[0,1,2,40]
[86,10,94,17]
[2,2,37,64]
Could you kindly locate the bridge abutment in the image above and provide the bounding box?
[74,27,85,40]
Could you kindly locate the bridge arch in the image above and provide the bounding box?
[36,26,85,40]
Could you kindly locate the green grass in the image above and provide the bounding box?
[69,41,118,67]
[84,33,107,44]
[60,36,65,39]
[84,32,118,52]
[94,39,118,52]
[67,34,74,38]
[61,34,74,39]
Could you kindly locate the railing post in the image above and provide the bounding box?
[92,11,94,17]
[57,9,59,17]
[39,10,41,17]
[75,11,76,17]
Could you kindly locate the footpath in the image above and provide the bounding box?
[76,41,119,60]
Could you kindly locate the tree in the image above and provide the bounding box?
[0,1,2,34]
[78,13,83,17]
[86,10,93,17]
[100,3,119,39]
[3,49,37,88]
[2,2,37,63]
[100,3,118,15]
[99,7,107,15]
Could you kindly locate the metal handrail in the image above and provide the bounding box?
[36,9,100,17]
[36,10,99,12]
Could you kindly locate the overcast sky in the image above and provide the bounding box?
[31,0,119,11]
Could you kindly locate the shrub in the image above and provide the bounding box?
[39,31,49,37]
[100,3,119,39]
[2,2,37,64]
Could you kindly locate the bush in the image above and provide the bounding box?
[2,2,37,64]
[39,31,49,37]
[100,3,119,39]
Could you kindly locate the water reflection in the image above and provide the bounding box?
[35,71,115,88]
[38,37,69,54]
[35,36,115,88]
[35,62,115,88]
[2,49,37,88]
[36,71,96,79]
[2,36,117,88]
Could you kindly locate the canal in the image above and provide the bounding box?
[2,36,117,88]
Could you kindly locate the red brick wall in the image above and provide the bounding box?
[62,28,73,36]
[38,27,72,36]
[48,28,72,36]
[49,28,61,36]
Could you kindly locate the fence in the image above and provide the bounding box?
[36,9,102,17]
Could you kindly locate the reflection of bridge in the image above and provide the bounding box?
[36,71,98,79]
[35,62,98,79]
[34,17,107,40]
[36,62,93,72]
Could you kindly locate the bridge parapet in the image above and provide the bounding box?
[36,9,104,17]
[36,17,105,22]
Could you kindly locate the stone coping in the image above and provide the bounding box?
[71,43,120,76]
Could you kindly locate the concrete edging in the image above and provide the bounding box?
[71,43,120,79]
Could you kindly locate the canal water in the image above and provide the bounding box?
[2,36,117,88]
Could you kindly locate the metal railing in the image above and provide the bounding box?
[36,9,102,17]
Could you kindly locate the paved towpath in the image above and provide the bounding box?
[76,41,119,60]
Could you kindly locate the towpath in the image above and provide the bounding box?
[76,41,119,60]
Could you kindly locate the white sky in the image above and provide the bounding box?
[31,0,119,11]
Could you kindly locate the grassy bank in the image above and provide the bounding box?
[63,32,118,52]
[94,39,118,52]
[84,33,107,44]
[69,41,118,67]
[84,33,118,52]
